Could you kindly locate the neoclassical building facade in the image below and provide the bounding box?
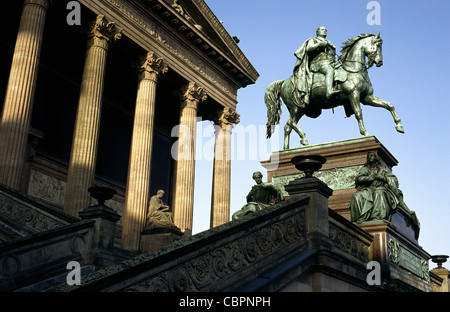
[0,0,258,251]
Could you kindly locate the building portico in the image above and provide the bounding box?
[0,0,258,251]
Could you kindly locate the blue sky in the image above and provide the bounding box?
[191,0,450,263]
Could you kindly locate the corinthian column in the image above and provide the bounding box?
[210,108,240,228]
[121,52,168,251]
[172,82,207,236]
[0,0,50,189]
[64,15,122,217]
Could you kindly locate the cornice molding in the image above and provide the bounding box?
[188,0,259,81]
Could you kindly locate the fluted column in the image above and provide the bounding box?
[0,0,50,189]
[210,108,240,228]
[63,15,122,217]
[121,52,168,251]
[172,82,207,236]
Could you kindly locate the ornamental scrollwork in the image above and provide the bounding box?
[329,223,370,263]
[387,237,400,265]
[121,209,306,292]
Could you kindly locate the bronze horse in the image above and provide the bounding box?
[265,33,404,149]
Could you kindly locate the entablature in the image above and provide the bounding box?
[77,0,258,109]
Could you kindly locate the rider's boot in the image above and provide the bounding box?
[325,71,339,102]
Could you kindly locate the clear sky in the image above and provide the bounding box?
[191,0,450,263]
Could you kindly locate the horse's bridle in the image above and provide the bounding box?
[343,39,380,72]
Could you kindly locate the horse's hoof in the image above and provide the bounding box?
[396,124,405,133]
[301,139,309,146]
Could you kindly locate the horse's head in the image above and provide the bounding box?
[365,33,383,67]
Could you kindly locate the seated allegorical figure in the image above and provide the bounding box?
[350,152,420,236]
[145,190,177,229]
[232,171,285,220]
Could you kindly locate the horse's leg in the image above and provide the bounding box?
[349,91,370,136]
[283,121,292,150]
[362,94,404,133]
[285,105,308,148]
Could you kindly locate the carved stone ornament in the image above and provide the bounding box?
[53,206,307,292]
[0,190,67,233]
[329,222,370,263]
[171,0,194,23]
[89,15,122,47]
[215,107,240,127]
[139,51,168,81]
[179,82,208,109]
[120,210,305,292]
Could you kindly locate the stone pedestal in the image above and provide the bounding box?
[359,215,432,291]
[261,136,398,221]
[79,187,120,254]
[285,175,333,250]
[430,256,450,292]
[261,136,433,291]
[140,226,183,253]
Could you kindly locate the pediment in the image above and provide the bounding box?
[150,0,259,87]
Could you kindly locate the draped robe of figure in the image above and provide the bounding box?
[232,182,284,220]
[146,193,174,228]
[350,163,398,223]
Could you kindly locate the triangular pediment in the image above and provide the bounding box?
[174,0,259,85]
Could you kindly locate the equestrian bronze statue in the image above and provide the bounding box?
[265,27,404,149]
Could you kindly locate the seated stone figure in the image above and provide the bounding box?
[145,190,176,229]
[232,172,284,220]
[350,152,420,234]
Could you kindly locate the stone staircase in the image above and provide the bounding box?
[0,184,136,291]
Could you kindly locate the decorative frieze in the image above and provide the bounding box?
[0,186,68,234]
[329,221,370,263]
[57,206,306,292]
[124,210,305,291]
[272,165,363,196]
[28,169,66,207]
[387,236,430,282]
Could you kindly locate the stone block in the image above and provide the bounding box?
[140,226,183,253]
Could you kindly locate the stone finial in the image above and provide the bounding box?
[291,154,327,178]
[431,255,449,268]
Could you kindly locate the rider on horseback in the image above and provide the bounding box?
[292,26,340,107]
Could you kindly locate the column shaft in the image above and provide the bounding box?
[63,16,121,217]
[210,108,239,228]
[121,52,167,251]
[172,82,207,236]
[0,0,49,189]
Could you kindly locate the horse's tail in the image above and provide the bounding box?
[265,80,284,138]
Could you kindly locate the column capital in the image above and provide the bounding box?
[179,82,207,110]
[88,15,122,48]
[24,0,50,8]
[214,107,240,130]
[139,51,168,82]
